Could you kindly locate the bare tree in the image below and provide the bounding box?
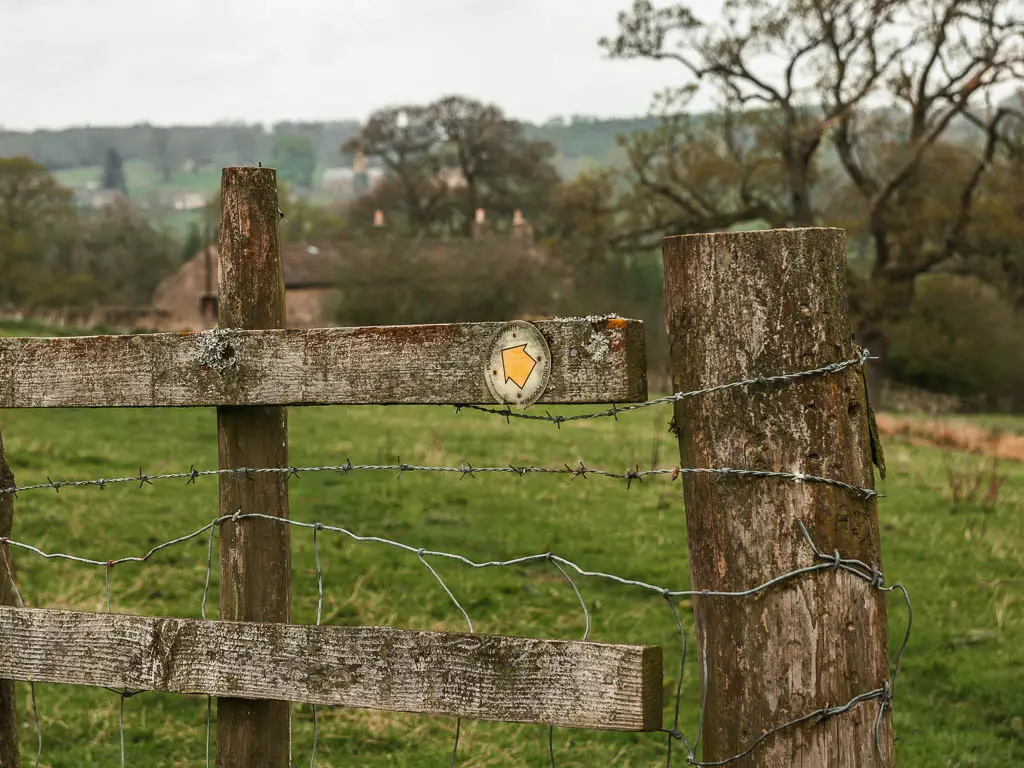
[602,0,1023,385]
[602,0,912,227]
[829,0,1023,362]
[344,96,560,237]
[342,105,448,232]
[429,95,560,236]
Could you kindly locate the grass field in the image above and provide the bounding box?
[53,161,214,240]
[0,325,1021,766]
[54,161,221,201]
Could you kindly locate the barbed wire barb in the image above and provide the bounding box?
[0,461,881,501]
[452,350,871,427]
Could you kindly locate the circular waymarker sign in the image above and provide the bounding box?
[484,321,552,407]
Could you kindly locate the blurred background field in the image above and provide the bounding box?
[0,317,1021,765]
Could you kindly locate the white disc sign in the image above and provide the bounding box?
[484,321,552,407]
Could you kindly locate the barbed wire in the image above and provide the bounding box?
[2,509,910,767]
[0,345,900,764]
[452,349,871,426]
[0,459,880,501]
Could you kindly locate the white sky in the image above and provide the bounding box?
[1,0,703,130]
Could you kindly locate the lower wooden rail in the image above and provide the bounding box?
[0,606,663,732]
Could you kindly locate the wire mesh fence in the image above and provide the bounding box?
[0,352,910,767]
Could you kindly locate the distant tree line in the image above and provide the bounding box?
[0,122,362,176]
[0,157,180,309]
[0,117,657,180]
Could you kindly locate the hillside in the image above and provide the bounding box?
[4,98,1013,242]
[1,117,653,237]
[0,116,651,181]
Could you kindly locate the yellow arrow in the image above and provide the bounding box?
[502,344,537,389]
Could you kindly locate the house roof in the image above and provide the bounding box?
[194,230,537,294]
[280,243,339,288]
[194,243,339,291]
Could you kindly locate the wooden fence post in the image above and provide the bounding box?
[662,228,893,766]
[0,433,19,768]
[217,167,291,767]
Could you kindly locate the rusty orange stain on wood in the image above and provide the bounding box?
[608,319,629,351]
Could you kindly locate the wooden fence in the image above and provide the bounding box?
[0,166,897,767]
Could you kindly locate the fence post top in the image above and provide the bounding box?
[661,226,846,244]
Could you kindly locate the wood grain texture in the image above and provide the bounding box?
[0,319,647,408]
[0,433,19,768]
[662,228,892,766]
[216,166,290,768]
[0,607,663,732]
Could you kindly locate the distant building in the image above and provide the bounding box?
[83,188,126,209]
[151,243,341,330]
[171,191,208,211]
[436,167,467,189]
[321,163,385,197]
[151,209,539,331]
[321,166,355,188]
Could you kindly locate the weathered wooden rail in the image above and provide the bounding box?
[0,322,646,408]
[0,607,661,731]
[0,166,656,768]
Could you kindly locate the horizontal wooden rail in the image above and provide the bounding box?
[0,319,646,408]
[0,607,663,731]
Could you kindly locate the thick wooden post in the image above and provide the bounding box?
[662,228,893,766]
[0,433,19,768]
[217,167,291,767]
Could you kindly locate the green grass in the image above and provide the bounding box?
[0,320,119,339]
[52,160,215,244]
[899,412,1024,437]
[150,207,207,240]
[54,160,221,201]
[0,328,1021,765]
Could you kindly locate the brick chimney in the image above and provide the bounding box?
[511,209,534,248]
[472,208,490,240]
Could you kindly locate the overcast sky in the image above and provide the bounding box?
[1,0,702,130]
